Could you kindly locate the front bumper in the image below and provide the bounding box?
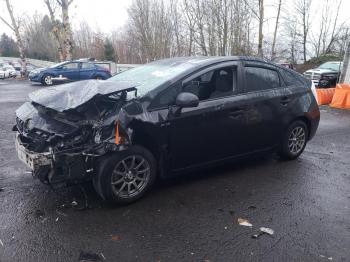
[15,133,53,173]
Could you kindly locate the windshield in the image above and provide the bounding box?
[318,62,342,71]
[109,60,197,96]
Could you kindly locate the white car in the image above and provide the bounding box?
[1,66,17,78]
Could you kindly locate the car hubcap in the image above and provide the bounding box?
[45,76,52,85]
[111,155,150,198]
[288,126,306,154]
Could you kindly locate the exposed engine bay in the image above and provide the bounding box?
[14,80,144,186]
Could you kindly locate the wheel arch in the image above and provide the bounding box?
[288,116,311,140]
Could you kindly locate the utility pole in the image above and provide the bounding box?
[340,41,350,83]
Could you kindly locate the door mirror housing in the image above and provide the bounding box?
[176,92,199,108]
[56,65,63,70]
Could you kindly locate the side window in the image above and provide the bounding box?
[62,63,79,70]
[81,63,95,69]
[281,69,304,86]
[183,66,237,101]
[150,83,181,109]
[245,67,281,92]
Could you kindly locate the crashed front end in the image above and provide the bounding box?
[14,80,137,186]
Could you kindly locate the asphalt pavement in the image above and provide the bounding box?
[0,79,349,262]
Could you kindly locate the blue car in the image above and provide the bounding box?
[28,61,112,86]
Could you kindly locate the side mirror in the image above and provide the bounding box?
[176,92,199,108]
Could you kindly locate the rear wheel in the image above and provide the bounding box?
[94,146,157,204]
[41,74,53,86]
[279,120,308,160]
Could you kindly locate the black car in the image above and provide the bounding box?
[14,57,320,204]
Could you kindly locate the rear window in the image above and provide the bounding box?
[245,67,281,92]
[280,69,304,86]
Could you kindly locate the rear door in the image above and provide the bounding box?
[80,62,96,80]
[239,61,288,152]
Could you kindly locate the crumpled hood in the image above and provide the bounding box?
[28,80,136,112]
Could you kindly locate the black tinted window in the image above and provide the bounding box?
[281,69,304,86]
[150,83,181,109]
[245,67,280,92]
[183,66,237,101]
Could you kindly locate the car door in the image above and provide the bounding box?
[238,61,288,152]
[58,62,80,81]
[166,62,249,171]
[79,62,96,80]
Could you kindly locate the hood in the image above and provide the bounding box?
[28,80,137,112]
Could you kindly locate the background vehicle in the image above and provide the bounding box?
[0,65,16,79]
[14,57,320,204]
[29,60,112,86]
[303,61,342,88]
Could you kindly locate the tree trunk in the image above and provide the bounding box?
[61,0,74,60]
[271,0,282,60]
[257,0,264,57]
[44,0,65,61]
[2,0,26,73]
[340,41,350,83]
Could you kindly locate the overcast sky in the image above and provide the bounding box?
[0,0,133,36]
[1,0,349,38]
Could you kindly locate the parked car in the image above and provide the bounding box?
[14,57,320,204]
[0,69,5,79]
[303,61,342,88]
[28,60,112,86]
[0,65,16,79]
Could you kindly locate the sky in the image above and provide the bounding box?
[1,0,350,41]
[0,0,133,36]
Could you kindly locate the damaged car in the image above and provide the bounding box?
[14,57,320,204]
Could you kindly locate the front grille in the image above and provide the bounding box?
[304,72,321,80]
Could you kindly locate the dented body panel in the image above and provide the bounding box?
[14,56,320,186]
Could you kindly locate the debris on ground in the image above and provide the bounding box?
[111,235,120,241]
[248,205,257,209]
[78,251,104,261]
[237,218,253,227]
[55,217,59,222]
[71,200,78,207]
[260,227,274,235]
[0,239,4,246]
[252,227,274,238]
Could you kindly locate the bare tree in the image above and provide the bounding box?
[271,0,282,60]
[340,40,349,83]
[43,0,74,61]
[294,0,312,62]
[0,0,26,72]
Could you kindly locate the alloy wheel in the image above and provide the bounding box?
[111,155,150,198]
[288,126,306,154]
[44,76,52,85]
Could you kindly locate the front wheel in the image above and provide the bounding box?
[41,74,53,86]
[278,120,308,160]
[93,146,157,204]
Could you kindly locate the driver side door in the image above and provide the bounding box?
[167,62,246,171]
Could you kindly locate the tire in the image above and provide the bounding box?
[41,74,53,86]
[93,146,157,204]
[95,76,103,80]
[278,120,308,160]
